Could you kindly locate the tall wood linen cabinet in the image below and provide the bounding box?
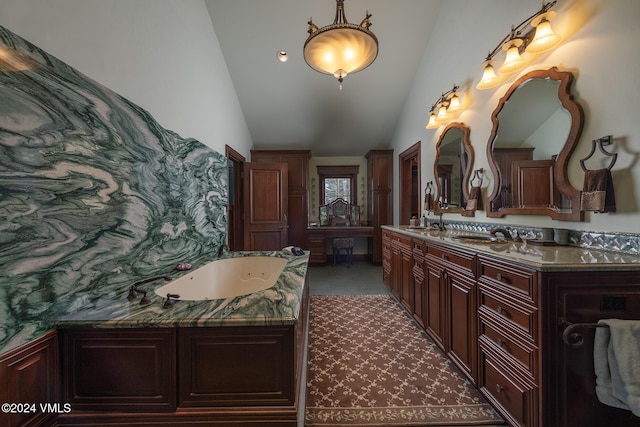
[250,150,310,249]
[366,150,393,264]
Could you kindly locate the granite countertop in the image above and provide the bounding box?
[1,251,309,355]
[382,225,640,272]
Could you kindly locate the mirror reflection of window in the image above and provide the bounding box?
[324,178,351,204]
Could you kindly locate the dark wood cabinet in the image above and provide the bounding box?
[60,328,177,412]
[411,238,427,328]
[366,150,393,264]
[425,243,477,382]
[477,256,539,427]
[178,327,295,407]
[388,232,411,306]
[543,272,640,427]
[382,227,640,427]
[0,331,58,427]
[251,150,310,249]
[424,259,446,349]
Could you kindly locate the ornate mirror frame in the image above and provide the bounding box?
[486,67,585,221]
[434,122,474,214]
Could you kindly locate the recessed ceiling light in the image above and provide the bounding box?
[277,51,288,62]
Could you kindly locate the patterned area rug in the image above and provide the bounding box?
[305,295,504,426]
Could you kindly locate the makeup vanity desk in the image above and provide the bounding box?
[306,225,374,265]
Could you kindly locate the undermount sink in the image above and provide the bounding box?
[452,235,507,243]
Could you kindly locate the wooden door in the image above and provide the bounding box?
[243,162,288,250]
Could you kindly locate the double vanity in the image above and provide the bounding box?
[382,225,640,427]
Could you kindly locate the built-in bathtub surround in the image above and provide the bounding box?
[0,26,227,354]
[58,251,309,329]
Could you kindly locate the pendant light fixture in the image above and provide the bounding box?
[304,0,378,89]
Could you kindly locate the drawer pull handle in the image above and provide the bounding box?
[496,273,510,283]
[443,254,449,261]
[497,306,506,315]
[496,338,506,347]
[496,384,505,393]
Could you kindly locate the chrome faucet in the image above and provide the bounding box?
[432,211,445,231]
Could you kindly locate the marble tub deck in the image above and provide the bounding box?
[1,251,309,355]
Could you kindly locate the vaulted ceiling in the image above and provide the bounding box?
[205,0,443,156]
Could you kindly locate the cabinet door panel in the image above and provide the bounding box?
[449,273,476,382]
[61,329,176,411]
[425,263,445,349]
[0,332,58,427]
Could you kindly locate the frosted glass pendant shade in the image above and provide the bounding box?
[304,1,378,84]
[304,26,378,77]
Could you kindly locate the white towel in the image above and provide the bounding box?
[593,318,640,416]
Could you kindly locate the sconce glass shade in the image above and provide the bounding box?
[304,1,378,84]
[426,112,439,129]
[527,11,561,53]
[499,38,526,74]
[447,93,462,113]
[476,61,501,90]
[436,103,449,121]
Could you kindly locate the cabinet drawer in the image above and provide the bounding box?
[412,238,427,259]
[480,321,537,374]
[480,292,536,337]
[428,245,474,272]
[479,257,536,299]
[482,356,535,427]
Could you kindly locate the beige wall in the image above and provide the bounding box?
[390,0,640,233]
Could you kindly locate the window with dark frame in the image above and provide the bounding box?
[317,165,359,205]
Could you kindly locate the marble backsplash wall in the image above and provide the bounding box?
[0,26,227,352]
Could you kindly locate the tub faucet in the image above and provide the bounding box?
[163,293,180,309]
[128,275,172,304]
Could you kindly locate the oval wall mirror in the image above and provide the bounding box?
[434,122,474,214]
[486,67,584,221]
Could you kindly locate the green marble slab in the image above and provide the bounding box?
[0,25,236,354]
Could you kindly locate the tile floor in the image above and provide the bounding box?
[307,261,389,295]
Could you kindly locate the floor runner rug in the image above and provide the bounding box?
[305,295,504,426]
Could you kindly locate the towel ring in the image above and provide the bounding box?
[425,181,434,196]
[470,168,483,187]
[579,135,617,171]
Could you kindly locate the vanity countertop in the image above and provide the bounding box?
[382,225,640,272]
[0,251,309,355]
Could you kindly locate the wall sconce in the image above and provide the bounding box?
[476,1,561,90]
[425,85,462,129]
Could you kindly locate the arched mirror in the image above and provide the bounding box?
[487,67,584,221]
[434,122,474,213]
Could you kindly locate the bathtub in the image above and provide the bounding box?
[154,255,288,300]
